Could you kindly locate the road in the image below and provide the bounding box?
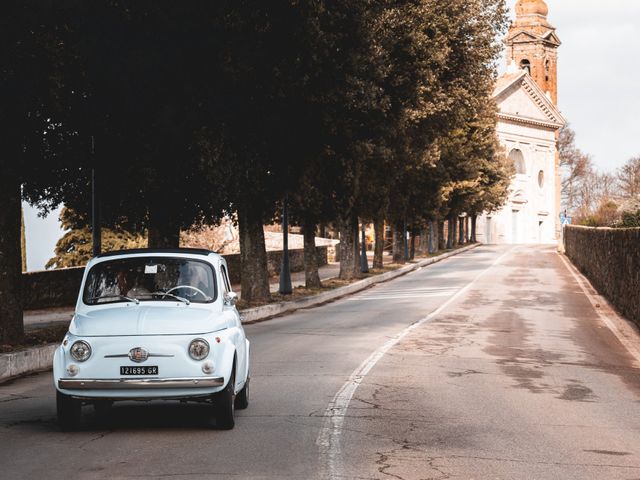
[2,245,640,479]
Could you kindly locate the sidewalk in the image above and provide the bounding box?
[23,257,386,331]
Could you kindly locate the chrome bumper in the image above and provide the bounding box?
[58,377,225,390]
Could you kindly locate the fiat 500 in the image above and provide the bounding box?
[53,248,249,430]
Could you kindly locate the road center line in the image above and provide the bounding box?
[316,246,514,479]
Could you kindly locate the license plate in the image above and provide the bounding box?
[120,366,159,375]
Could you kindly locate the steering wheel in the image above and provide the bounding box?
[164,285,208,300]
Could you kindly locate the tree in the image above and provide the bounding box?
[53,2,230,248]
[617,156,640,199]
[1,1,83,344]
[558,125,593,215]
[46,208,146,269]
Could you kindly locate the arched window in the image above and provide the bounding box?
[538,170,545,188]
[509,149,526,175]
[520,59,531,74]
[544,59,550,82]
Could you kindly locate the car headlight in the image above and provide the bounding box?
[70,340,92,362]
[189,338,210,361]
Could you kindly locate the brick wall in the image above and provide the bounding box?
[564,225,640,327]
[22,246,328,310]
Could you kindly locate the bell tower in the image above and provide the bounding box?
[506,0,560,105]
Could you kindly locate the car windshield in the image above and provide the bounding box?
[83,257,217,305]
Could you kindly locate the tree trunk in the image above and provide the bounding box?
[338,215,360,280]
[147,203,180,248]
[446,215,454,249]
[418,226,429,255]
[391,222,405,263]
[438,219,446,251]
[465,217,470,243]
[0,176,24,344]
[373,217,384,269]
[452,215,458,247]
[238,207,270,304]
[471,215,477,243]
[303,220,321,289]
[458,217,465,245]
[409,229,416,260]
[428,221,435,254]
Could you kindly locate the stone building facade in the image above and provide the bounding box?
[475,0,566,244]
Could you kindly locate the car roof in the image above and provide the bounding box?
[96,248,214,259]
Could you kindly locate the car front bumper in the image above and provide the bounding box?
[58,376,224,390]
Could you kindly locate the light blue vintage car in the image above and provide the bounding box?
[53,248,250,430]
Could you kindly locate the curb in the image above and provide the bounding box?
[240,243,480,323]
[0,243,479,384]
[0,344,58,384]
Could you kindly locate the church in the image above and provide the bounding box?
[476,0,566,244]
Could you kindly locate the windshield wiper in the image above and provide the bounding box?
[87,294,139,305]
[149,291,191,305]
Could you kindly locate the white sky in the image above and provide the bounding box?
[23,0,640,270]
[505,0,640,171]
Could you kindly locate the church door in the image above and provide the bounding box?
[512,210,520,244]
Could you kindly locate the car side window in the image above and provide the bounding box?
[220,264,231,293]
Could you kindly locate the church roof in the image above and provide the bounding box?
[493,70,566,129]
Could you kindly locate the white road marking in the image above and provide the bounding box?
[347,286,460,301]
[316,247,513,479]
[348,292,458,301]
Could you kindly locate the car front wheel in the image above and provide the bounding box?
[57,390,81,431]
[213,370,235,430]
[234,377,249,410]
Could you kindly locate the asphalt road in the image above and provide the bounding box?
[2,245,640,480]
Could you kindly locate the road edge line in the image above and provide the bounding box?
[557,252,640,367]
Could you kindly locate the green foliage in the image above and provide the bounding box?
[46,208,146,269]
[617,210,640,228]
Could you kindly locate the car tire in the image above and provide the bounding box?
[234,377,249,410]
[213,369,235,430]
[57,390,81,431]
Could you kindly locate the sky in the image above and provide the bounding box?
[22,0,640,271]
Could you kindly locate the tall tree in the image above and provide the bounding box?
[1,1,82,343]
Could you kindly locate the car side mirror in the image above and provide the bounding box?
[224,291,238,307]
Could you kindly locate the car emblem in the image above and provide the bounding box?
[128,347,149,363]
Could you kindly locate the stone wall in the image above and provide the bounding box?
[23,267,86,310]
[22,246,328,310]
[564,225,640,327]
